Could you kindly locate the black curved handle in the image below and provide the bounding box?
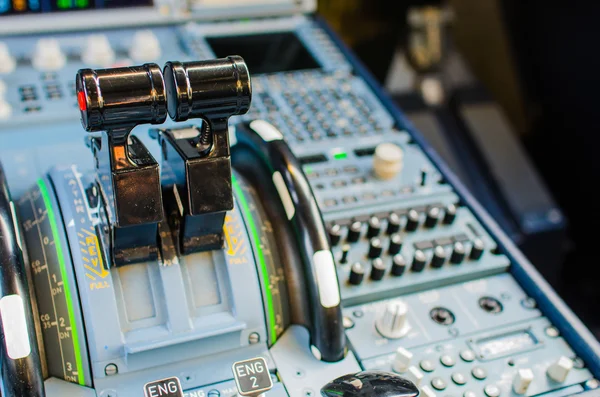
[235,120,346,362]
[321,371,419,397]
[0,163,45,397]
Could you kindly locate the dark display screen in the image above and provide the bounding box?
[207,32,321,74]
[0,0,152,16]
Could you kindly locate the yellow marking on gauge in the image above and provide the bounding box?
[80,227,109,282]
[224,212,247,257]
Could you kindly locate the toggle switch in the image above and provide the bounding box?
[513,368,534,395]
[547,356,573,383]
[392,347,413,373]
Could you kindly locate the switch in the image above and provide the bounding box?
[430,246,446,268]
[129,30,161,62]
[386,212,401,235]
[348,262,365,285]
[443,203,457,225]
[0,42,16,74]
[405,209,420,232]
[32,39,66,71]
[411,250,426,272]
[469,238,485,260]
[424,207,440,228]
[367,216,381,238]
[368,237,383,259]
[391,254,407,276]
[328,224,342,246]
[392,347,413,373]
[370,258,386,281]
[513,368,534,395]
[346,221,362,242]
[450,242,465,264]
[82,35,115,67]
[340,244,350,264]
[376,300,410,339]
[547,356,573,383]
[388,233,403,255]
[405,366,423,387]
[373,142,403,180]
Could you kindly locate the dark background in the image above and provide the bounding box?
[318,0,600,338]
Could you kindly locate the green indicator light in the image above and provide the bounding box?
[76,0,88,8]
[38,179,86,387]
[231,175,277,345]
[333,152,347,160]
[304,166,314,174]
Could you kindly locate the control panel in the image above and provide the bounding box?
[0,9,598,397]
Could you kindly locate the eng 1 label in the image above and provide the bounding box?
[144,376,183,397]
[232,357,273,396]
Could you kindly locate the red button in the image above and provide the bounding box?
[77,91,87,111]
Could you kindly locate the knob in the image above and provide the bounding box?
[340,244,351,264]
[386,212,401,235]
[82,35,115,67]
[32,39,66,71]
[392,347,413,373]
[411,250,426,272]
[0,42,16,74]
[367,216,381,238]
[388,233,403,255]
[430,246,446,268]
[320,370,419,397]
[376,300,410,339]
[405,209,420,232]
[373,142,403,180]
[547,356,573,383]
[450,242,465,264]
[469,238,485,260]
[443,203,457,224]
[368,237,383,259]
[347,221,362,242]
[513,368,534,395]
[348,262,365,285]
[328,224,342,246]
[129,30,161,62]
[370,258,386,281]
[424,207,441,228]
[391,254,407,276]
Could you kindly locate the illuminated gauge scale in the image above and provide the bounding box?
[233,174,291,346]
[18,177,92,387]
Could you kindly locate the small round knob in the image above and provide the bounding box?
[348,262,365,285]
[411,250,426,272]
[424,207,440,228]
[373,142,403,180]
[346,221,362,243]
[443,203,457,224]
[391,254,407,276]
[82,35,115,67]
[386,212,401,235]
[430,246,446,268]
[388,233,403,255]
[450,242,465,264]
[370,258,386,281]
[367,216,381,238]
[376,301,411,339]
[32,39,66,71]
[469,238,485,260]
[328,224,342,246]
[405,210,420,232]
[129,30,161,62]
[0,42,16,74]
[368,237,383,259]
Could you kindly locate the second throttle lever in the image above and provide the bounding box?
[151,56,251,254]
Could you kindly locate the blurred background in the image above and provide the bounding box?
[318,0,600,339]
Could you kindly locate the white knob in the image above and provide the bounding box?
[420,385,436,397]
[404,366,423,387]
[376,300,411,339]
[0,43,16,74]
[0,100,12,120]
[129,30,161,62]
[547,356,573,383]
[32,39,66,71]
[513,368,534,394]
[82,35,115,67]
[392,346,412,373]
[373,142,403,180]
